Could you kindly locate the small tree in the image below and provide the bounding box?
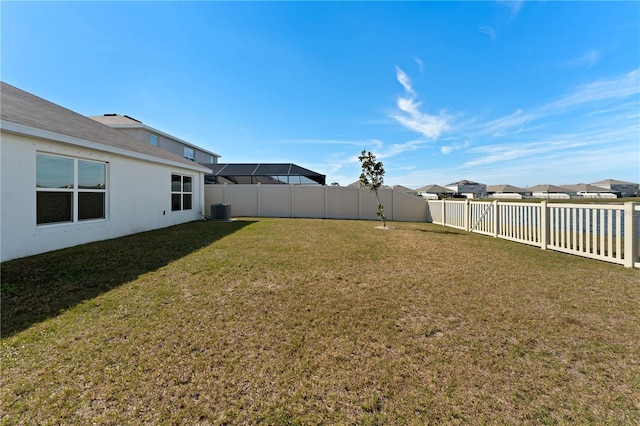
[358,150,387,227]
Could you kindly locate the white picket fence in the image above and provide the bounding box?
[205,184,428,223]
[427,199,640,268]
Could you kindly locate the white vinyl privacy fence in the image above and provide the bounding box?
[427,199,640,268]
[205,184,428,223]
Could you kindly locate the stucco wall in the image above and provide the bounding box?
[1,133,205,262]
[115,127,217,164]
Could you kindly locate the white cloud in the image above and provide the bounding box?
[478,25,496,41]
[440,140,470,155]
[465,119,640,168]
[557,49,602,69]
[379,68,639,188]
[475,68,640,138]
[395,66,415,96]
[414,57,424,73]
[477,109,536,137]
[392,66,451,140]
[498,0,524,18]
[542,68,639,113]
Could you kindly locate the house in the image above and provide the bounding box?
[591,179,639,198]
[415,184,455,200]
[445,180,487,198]
[562,183,617,199]
[90,114,220,164]
[526,184,574,199]
[0,82,212,262]
[486,184,530,200]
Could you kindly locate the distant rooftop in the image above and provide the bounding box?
[591,179,638,185]
[562,184,613,193]
[447,180,484,186]
[487,184,528,193]
[416,184,454,193]
[201,163,326,185]
[526,184,573,193]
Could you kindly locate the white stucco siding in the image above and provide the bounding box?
[1,133,205,262]
[114,127,217,164]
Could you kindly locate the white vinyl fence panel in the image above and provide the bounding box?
[428,199,639,268]
[205,184,428,223]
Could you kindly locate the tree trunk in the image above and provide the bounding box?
[374,191,387,228]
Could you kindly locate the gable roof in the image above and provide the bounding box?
[416,184,454,193]
[446,180,484,186]
[562,183,616,193]
[0,82,210,173]
[487,184,528,193]
[526,184,574,193]
[591,179,638,186]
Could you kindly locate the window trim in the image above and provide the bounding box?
[36,153,108,226]
[183,147,195,161]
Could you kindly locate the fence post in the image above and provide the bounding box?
[623,202,638,268]
[324,186,328,219]
[391,187,395,221]
[540,201,549,250]
[223,182,228,204]
[257,183,261,217]
[290,184,294,218]
[493,200,499,238]
[465,199,471,232]
[442,200,446,226]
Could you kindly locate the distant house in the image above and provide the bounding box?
[90,114,220,164]
[415,184,455,200]
[486,184,530,200]
[562,183,617,199]
[591,179,639,197]
[526,184,574,199]
[1,82,212,262]
[445,180,487,199]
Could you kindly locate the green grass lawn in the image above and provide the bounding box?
[2,218,639,424]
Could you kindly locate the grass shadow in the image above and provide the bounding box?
[1,220,255,337]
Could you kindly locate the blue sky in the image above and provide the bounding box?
[2,1,639,188]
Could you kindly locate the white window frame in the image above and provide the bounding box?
[171,173,193,211]
[36,153,108,225]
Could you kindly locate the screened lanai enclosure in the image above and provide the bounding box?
[201,163,326,185]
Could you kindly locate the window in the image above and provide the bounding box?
[171,174,193,211]
[149,134,159,146]
[210,156,215,164]
[184,147,195,161]
[36,154,107,225]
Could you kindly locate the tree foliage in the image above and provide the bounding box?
[358,150,387,227]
